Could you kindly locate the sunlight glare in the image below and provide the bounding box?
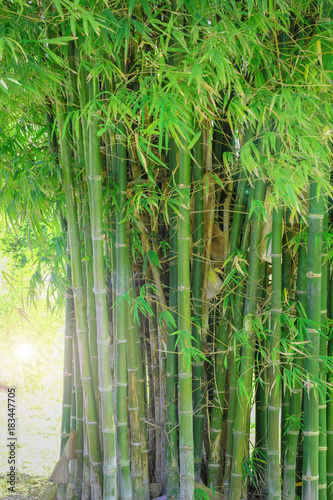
[16,342,35,363]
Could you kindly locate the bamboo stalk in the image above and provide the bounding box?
[115,123,133,499]
[281,209,293,465]
[319,210,328,500]
[302,180,323,500]
[192,134,205,481]
[327,261,333,499]
[165,136,180,498]
[178,142,195,499]
[88,78,118,499]
[73,314,84,500]
[229,178,266,500]
[56,102,103,496]
[223,181,254,499]
[268,207,283,499]
[282,232,307,500]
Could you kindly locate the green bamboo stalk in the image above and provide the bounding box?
[128,263,149,498]
[88,78,118,499]
[229,178,266,500]
[223,183,254,500]
[60,266,74,453]
[56,102,103,496]
[178,142,195,499]
[76,62,100,410]
[124,254,147,498]
[73,314,84,500]
[255,260,268,496]
[319,210,328,499]
[165,136,179,499]
[192,134,205,481]
[282,232,307,500]
[115,122,132,499]
[302,180,323,500]
[82,418,92,500]
[281,209,293,465]
[207,168,248,487]
[268,207,283,499]
[328,260,333,499]
[207,314,229,489]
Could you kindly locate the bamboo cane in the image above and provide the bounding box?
[268,207,283,499]
[228,178,266,500]
[165,136,180,499]
[88,77,118,499]
[178,142,195,499]
[302,180,323,500]
[56,102,103,496]
[282,232,307,500]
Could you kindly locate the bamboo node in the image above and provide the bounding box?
[102,429,115,434]
[118,459,130,466]
[178,285,190,291]
[306,272,321,278]
[61,432,70,437]
[128,407,139,411]
[130,442,141,447]
[81,376,93,381]
[62,404,71,408]
[308,213,324,219]
[99,385,112,392]
[318,404,326,409]
[93,288,106,295]
[91,235,104,241]
[271,253,282,258]
[318,484,328,489]
[127,368,138,372]
[115,243,126,248]
[97,339,110,346]
[64,335,73,339]
[318,446,327,451]
[287,430,299,435]
[86,421,99,426]
[303,431,319,436]
[63,371,72,377]
[88,175,102,181]
[302,474,319,481]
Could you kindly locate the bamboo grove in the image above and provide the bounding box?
[1,1,333,499]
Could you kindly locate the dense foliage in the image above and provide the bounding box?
[1,1,333,499]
